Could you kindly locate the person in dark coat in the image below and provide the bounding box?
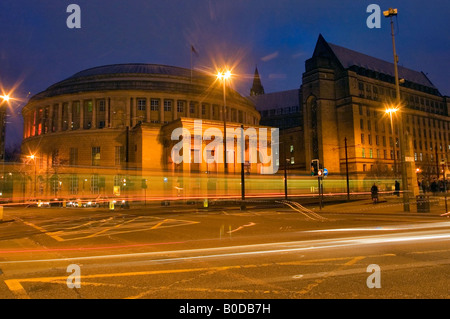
[371,183,379,204]
[430,179,438,195]
[394,180,400,197]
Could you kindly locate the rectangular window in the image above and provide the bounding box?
[362,148,366,158]
[69,175,78,195]
[189,102,195,114]
[52,149,59,167]
[69,148,78,166]
[91,174,99,195]
[369,149,373,159]
[85,100,93,112]
[98,100,106,112]
[164,100,172,112]
[150,99,159,111]
[115,146,123,166]
[177,101,185,113]
[368,134,372,145]
[92,146,101,166]
[360,119,364,130]
[367,120,371,131]
[361,134,365,144]
[137,98,146,111]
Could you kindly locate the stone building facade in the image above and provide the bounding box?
[19,64,275,200]
[302,35,450,183]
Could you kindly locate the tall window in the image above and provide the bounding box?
[92,146,101,166]
[137,98,146,111]
[115,146,123,166]
[98,99,106,112]
[177,101,185,113]
[151,99,159,111]
[69,148,78,166]
[69,174,78,195]
[164,100,172,112]
[91,174,99,194]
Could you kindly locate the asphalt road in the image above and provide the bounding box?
[0,202,449,301]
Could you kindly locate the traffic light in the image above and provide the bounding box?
[141,178,148,189]
[311,159,319,176]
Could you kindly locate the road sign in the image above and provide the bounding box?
[323,168,328,177]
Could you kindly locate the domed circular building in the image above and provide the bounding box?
[20,64,272,200]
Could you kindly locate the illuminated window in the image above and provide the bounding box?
[92,146,101,166]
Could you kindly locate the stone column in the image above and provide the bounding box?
[79,102,84,130]
[92,101,97,129]
[57,103,63,131]
[68,102,73,130]
[105,98,110,128]
[48,105,54,133]
[146,97,150,123]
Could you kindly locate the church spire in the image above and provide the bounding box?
[250,66,265,96]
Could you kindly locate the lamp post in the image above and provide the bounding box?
[27,154,37,199]
[385,107,398,175]
[217,70,231,174]
[384,7,410,212]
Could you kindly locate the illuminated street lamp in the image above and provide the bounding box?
[217,69,232,174]
[385,106,399,175]
[384,7,410,212]
[27,154,37,199]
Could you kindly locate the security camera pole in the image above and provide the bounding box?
[384,8,410,211]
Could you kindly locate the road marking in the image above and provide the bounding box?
[22,221,65,242]
[3,254,391,299]
[83,216,142,239]
[4,279,30,299]
[21,217,199,242]
[150,219,170,230]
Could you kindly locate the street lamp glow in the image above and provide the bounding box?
[385,107,399,114]
[216,69,232,80]
[0,95,10,102]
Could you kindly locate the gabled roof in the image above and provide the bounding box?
[314,34,436,89]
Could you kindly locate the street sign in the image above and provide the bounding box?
[323,168,328,177]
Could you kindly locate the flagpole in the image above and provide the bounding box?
[190,46,193,84]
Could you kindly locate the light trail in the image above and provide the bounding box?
[1,226,449,265]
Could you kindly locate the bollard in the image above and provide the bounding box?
[0,205,3,221]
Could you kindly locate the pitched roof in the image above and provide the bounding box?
[248,89,300,112]
[315,34,436,89]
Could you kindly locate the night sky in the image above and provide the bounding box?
[0,0,449,148]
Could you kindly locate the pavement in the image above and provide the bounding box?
[308,193,450,217]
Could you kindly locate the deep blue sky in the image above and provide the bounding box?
[0,0,449,147]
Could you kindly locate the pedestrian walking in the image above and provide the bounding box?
[371,183,379,204]
[394,180,400,197]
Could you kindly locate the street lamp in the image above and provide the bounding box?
[385,106,399,175]
[217,69,232,174]
[27,154,37,199]
[384,7,410,212]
